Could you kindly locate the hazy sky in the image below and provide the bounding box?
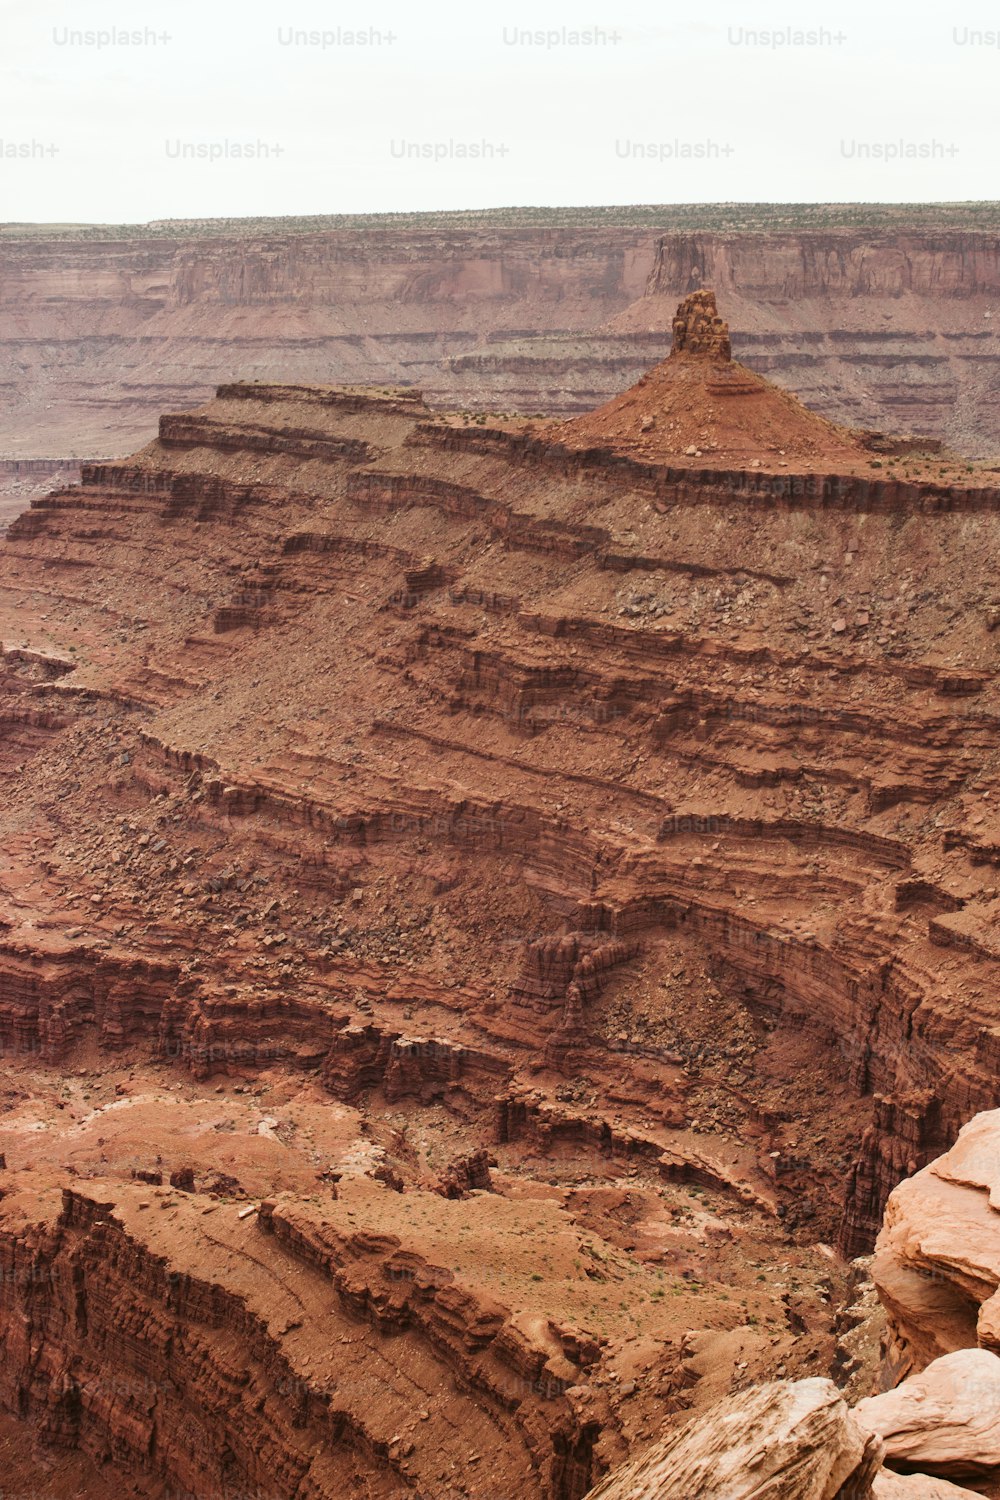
[1,0,996,221]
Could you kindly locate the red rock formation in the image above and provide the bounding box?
[1,303,1000,1495]
[581,1377,884,1498]
[5,216,1000,475]
[435,1149,495,1199]
[856,1349,1000,1483]
[670,289,732,361]
[0,1184,594,1497]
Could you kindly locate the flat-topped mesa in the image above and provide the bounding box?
[670,289,732,361]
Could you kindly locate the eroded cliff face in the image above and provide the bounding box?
[0,460,85,533]
[2,329,1000,1494]
[618,233,1000,459]
[0,228,657,461]
[2,223,999,473]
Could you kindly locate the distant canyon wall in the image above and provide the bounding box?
[1,227,998,466]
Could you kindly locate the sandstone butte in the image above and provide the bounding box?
[3,291,1000,1496]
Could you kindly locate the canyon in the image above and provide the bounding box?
[2,289,1000,1495]
[1,208,999,519]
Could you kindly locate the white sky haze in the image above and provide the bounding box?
[0,0,995,221]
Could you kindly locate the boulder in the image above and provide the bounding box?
[872,1109,1000,1380]
[583,1377,883,1499]
[855,1347,1000,1480]
[872,1471,984,1497]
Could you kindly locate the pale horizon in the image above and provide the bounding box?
[2,0,996,222]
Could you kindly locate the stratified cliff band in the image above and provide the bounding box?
[1,294,1000,1497]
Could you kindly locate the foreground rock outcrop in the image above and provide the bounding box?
[581,1378,883,1498]
[872,1477,983,1498]
[857,1349,1000,1482]
[872,1108,1000,1381]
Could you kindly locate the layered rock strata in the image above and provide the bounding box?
[2,303,1000,1493]
[4,219,1000,469]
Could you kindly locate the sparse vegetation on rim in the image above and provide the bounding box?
[3,200,1000,239]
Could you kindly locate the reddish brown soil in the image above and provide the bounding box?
[1,305,999,1496]
[542,303,982,484]
[546,350,870,467]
